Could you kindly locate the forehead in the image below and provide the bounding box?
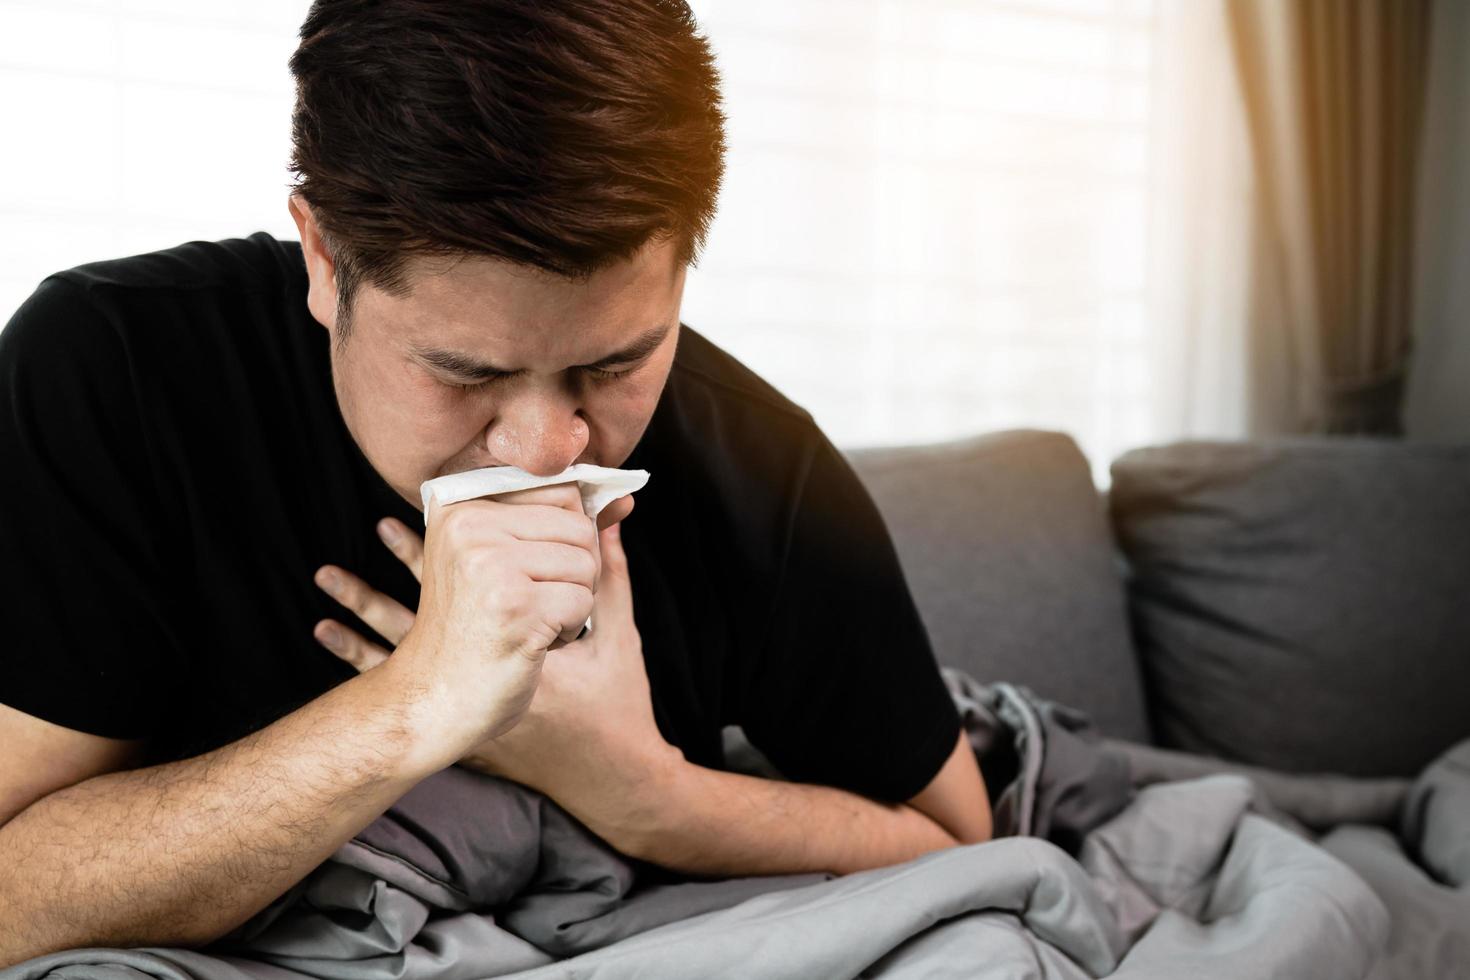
[368,238,685,361]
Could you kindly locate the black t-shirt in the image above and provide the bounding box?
[0,232,959,804]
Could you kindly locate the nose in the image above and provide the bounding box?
[486,389,590,476]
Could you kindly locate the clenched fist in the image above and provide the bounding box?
[383,482,632,771]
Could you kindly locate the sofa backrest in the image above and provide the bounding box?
[1110,438,1470,777]
[845,430,1150,743]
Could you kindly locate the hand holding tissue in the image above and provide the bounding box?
[418,463,650,651]
[420,464,650,525]
[403,464,676,828]
[386,463,661,785]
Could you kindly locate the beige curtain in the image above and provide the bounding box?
[1227,0,1434,435]
[1148,0,1256,445]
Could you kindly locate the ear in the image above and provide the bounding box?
[288,194,340,334]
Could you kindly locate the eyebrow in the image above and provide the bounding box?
[410,322,674,381]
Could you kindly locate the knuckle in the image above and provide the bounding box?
[439,503,481,537]
[557,485,583,510]
[356,592,389,622]
[360,592,386,620]
[496,579,533,618]
[334,628,360,657]
[333,578,363,610]
[345,571,371,597]
[458,545,498,580]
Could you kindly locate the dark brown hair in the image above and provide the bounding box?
[287,0,726,342]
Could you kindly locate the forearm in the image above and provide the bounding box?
[0,657,438,967]
[625,762,961,878]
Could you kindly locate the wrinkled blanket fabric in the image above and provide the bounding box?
[3,667,1466,979]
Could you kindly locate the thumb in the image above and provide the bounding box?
[591,521,632,625]
[597,492,635,531]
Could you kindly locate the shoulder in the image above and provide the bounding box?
[658,327,894,558]
[5,231,302,346]
[2,273,125,385]
[667,325,817,430]
[44,231,304,301]
[3,232,308,377]
[658,325,825,480]
[635,325,855,564]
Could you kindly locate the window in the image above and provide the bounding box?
[3,0,1208,481]
[683,0,1162,480]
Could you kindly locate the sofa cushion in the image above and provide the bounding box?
[845,430,1150,742]
[1109,439,1470,777]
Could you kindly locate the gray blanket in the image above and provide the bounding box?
[4,668,1466,979]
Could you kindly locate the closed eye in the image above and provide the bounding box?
[446,364,635,392]
[447,375,503,392]
[582,365,635,381]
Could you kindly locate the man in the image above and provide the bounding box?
[0,0,989,964]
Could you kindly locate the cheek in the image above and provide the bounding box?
[417,388,491,443]
[363,367,483,456]
[581,379,663,451]
[594,376,661,419]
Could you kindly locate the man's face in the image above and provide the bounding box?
[290,197,685,511]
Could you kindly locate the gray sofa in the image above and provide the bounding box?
[5,429,1463,980]
[845,429,1470,779]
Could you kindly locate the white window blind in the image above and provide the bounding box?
[0,0,301,325]
[682,0,1160,480]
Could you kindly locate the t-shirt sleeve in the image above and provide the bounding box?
[0,277,182,738]
[736,430,961,804]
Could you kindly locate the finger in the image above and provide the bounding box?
[529,580,595,648]
[591,497,634,583]
[314,564,417,647]
[443,498,598,553]
[596,493,635,531]
[492,484,592,574]
[491,482,584,515]
[591,522,632,628]
[518,540,600,590]
[376,518,424,582]
[314,618,392,673]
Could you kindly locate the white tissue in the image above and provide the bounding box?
[418,463,650,642]
[419,463,650,525]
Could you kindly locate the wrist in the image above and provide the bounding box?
[582,742,689,860]
[365,650,482,780]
